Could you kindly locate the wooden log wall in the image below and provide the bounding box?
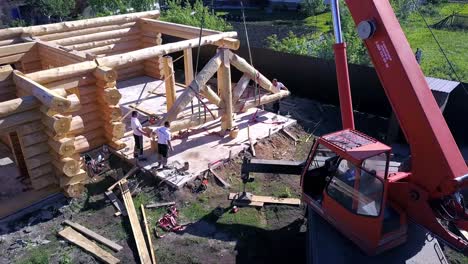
[38,42,86,69]
[139,20,164,79]
[0,42,41,73]
[93,66,126,151]
[0,65,17,102]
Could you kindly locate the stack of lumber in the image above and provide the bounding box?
[94,66,126,150]
[139,20,164,79]
[12,70,86,197]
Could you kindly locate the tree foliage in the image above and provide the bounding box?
[88,0,128,16]
[27,0,75,21]
[161,0,232,31]
[301,0,327,16]
[267,1,371,65]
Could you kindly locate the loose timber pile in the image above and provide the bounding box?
[0,11,290,218]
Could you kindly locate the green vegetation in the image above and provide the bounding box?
[267,2,468,82]
[15,247,50,264]
[161,0,233,31]
[217,207,266,229]
[301,0,327,16]
[26,0,75,22]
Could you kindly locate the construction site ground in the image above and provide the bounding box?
[0,97,467,264]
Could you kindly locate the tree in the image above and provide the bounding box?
[301,0,326,16]
[161,0,232,31]
[27,0,75,21]
[88,0,128,16]
[129,0,156,12]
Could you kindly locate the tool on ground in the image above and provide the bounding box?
[154,205,187,238]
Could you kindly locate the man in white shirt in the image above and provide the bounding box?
[272,78,288,114]
[154,121,173,169]
[131,111,148,161]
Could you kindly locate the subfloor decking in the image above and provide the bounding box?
[115,76,296,187]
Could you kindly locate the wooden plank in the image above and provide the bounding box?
[281,129,298,142]
[107,165,139,191]
[141,205,157,264]
[63,220,123,252]
[228,193,301,206]
[146,201,175,209]
[209,168,230,189]
[105,190,127,216]
[58,227,120,264]
[119,180,152,264]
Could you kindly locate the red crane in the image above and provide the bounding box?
[301,0,468,254]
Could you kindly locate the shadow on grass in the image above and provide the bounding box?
[178,206,307,264]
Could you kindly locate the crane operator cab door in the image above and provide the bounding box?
[301,130,407,255]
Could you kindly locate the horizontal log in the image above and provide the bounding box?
[96,31,237,68]
[66,34,140,51]
[0,65,13,81]
[80,119,103,134]
[0,42,35,57]
[53,27,140,46]
[141,36,162,46]
[30,173,56,190]
[17,121,44,136]
[77,85,97,96]
[26,153,52,169]
[93,66,117,82]
[234,90,290,112]
[75,135,106,153]
[59,170,88,187]
[97,88,122,105]
[53,156,81,177]
[78,92,97,105]
[42,114,72,134]
[139,19,239,50]
[62,183,85,198]
[117,69,145,81]
[0,37,22,46]
[17,11,159,37]
[96,80,116,89]
[116,64,145,76]
[84,41,141,55]
[0,96,40,118]
[40,22,136,41]
[170,110,219,132]
[48,137,76,157]
[65,94,81,113]
[29,163,54,180]
[45,74,96,91]
[74,102,99,116]
[0,110,41,131]
[0,51,37,65]
[13,71,73,112]
[37,41,86,61]
[21,131,48,147]
[23,142,50,159]
[25,61,98,84]
[69,116,85,135]
[104,122,125,139]
[102,105,122,121]
[108,139,126,150]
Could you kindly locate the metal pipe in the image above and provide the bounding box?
[330,0,343,44]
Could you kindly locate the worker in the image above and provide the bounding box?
[154,121,174,169]
[131,111,148,161]
[271,78,288,114]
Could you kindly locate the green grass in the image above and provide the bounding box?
[179,201,212,222]
[216,207,266,229]
[15,247,50,264]
[401,3,468,81]
[304,12,332,33]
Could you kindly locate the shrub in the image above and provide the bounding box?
[161,0,232,31]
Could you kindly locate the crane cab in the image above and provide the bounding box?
[301,129,408,254]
